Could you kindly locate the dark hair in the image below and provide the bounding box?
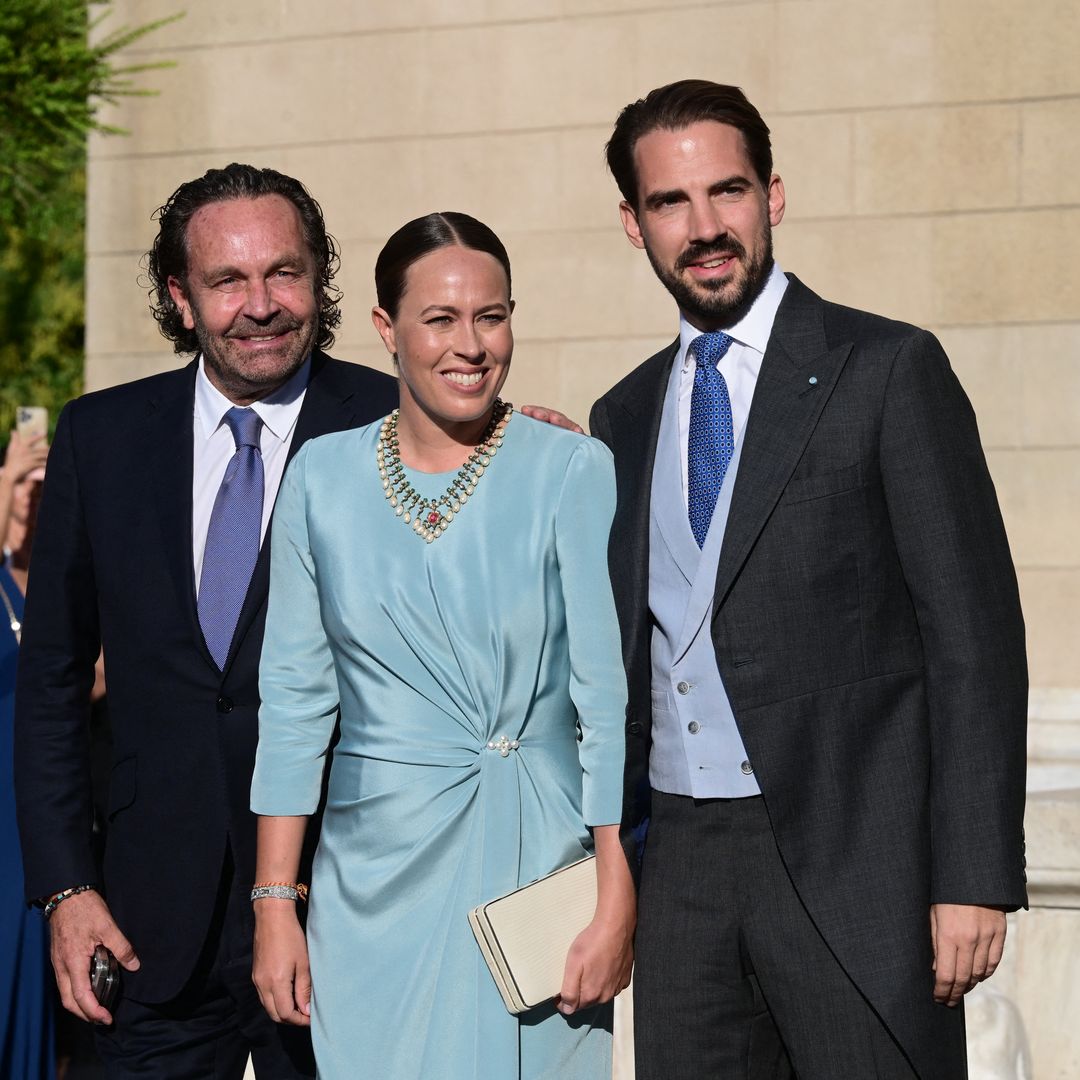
[374,212,512,319]
[145,163,342,354]
[606,81,773,208]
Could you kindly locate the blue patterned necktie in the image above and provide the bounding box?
[687,332,735,548]
[198,407,265,669]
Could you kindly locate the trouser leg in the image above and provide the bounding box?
[634,791,791,1080]
[634,792,922,1080]
[735,796,918,1080]
[96,847,314,1079]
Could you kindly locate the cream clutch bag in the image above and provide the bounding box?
[468,855,597,1015]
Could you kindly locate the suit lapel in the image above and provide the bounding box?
[283,352,361,469]
[224,352,361,673]
[712,277,852,612]
[146,363,217,670]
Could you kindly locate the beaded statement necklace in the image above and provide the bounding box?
[377,399,513,543]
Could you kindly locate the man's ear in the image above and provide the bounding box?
[167,276,196,331]
[371,307,397,357]
[767,174,786,228]
[619,201,646,250]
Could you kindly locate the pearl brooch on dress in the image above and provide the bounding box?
[487,736,521,757]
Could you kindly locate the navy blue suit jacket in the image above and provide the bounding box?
[14,351,397,1003]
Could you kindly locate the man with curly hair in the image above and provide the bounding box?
[14,164,398,1077]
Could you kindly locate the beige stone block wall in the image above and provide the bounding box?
[1019,571,1080,689]
[87,0,1078,697]
[1022,99,1080,206]
[853,105,1022,216]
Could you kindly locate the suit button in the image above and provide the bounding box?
[216,695,234,714]
[740,760,754,775]
[687,721,700,734]
[627,720,643,736]
[676,681,691,695]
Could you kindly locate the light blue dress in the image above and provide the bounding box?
[252,414,627,1080]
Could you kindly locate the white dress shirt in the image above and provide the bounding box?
[191,356,310,594]
[675,262,789,505]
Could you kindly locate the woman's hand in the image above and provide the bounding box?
[557,824,636,1014]
[252,902,312,1026]
[557,907,634,1014]
[252,816,311,1024]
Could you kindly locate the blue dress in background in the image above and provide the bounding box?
[252,415,627,1080]
[0,565,55,1078]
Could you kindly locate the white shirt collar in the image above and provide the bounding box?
[194,355,312,443]
[679,261,789,366]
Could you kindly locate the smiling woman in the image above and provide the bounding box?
[369,214,514,465]
[250,214,635,1080]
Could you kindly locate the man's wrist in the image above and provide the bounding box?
[41,883,97,919]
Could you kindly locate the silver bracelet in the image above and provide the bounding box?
[250,884,301,902]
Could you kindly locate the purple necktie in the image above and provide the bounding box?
[198,407,264,669]
[687,332,734,548]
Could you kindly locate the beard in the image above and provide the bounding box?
[646,223,774,329]
[195,309,317,401]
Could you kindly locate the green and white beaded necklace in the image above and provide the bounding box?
[377,399,513,543]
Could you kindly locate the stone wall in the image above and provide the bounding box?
[87,1,1079,1073]
[87,0,1079,695]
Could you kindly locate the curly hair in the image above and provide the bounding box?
[606,81,773,210]
[145,163,342,355]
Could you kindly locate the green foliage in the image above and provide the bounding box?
[0,2,179,438]
[0,166,85,435]
[0,1,180,231]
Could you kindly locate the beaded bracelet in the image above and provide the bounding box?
[42,883,97,920]
[250,881,309,903]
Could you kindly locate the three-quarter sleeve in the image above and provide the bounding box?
[554,438,627,826]
[251,444,341,816]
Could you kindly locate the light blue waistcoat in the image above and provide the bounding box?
[648,356,760,798]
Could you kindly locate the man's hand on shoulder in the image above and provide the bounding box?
[49,889,140,1025]
[518,405,584,434]
[930,902,1007,1007]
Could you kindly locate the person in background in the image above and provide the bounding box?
[0,428,54,1079]
[250,212,634,1079]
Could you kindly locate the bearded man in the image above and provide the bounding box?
[590,81,1028,1080]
